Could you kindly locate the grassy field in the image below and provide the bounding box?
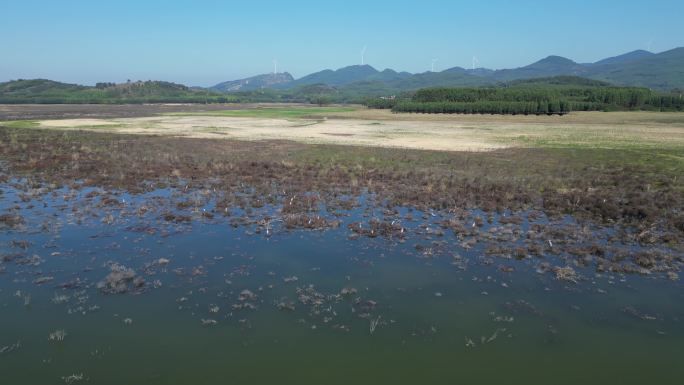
[166,106,358,119]
[2,106,678,158]
[2,105,684,171]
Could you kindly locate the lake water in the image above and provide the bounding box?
[1,184,682,385]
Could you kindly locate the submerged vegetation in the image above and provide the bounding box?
[1,121,682,269]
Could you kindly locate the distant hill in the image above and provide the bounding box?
[0,79,88,96]
[0,79,229,103]
[210,47,684,94]
[366,69,493,92]
[476,49,683,90]
[211,72,294,92]
[282,65,381,88]
[269,65,492,96]
[366,68,413,83]
[590,49,655,66]
[487,56,588,81]
[586,47,684,90]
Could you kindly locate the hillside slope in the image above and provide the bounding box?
[211,73,294,92]
[0,79,227,103]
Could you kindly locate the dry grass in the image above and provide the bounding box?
[23,109,684,153]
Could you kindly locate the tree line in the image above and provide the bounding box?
[365,86,684,115]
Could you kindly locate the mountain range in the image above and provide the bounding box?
[2,47,682,104]
[210,47,684,94]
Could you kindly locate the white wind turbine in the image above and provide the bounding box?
[472,56,481,70]
[361,45,367,65]
[273,59,278,75]
[431,58,439,72]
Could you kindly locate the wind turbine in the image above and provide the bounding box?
[273,59,278,75]
[472,56,481,70]
[431,58,439,72]
[361,45,367,65]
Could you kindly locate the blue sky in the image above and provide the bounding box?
[1,0,683,86]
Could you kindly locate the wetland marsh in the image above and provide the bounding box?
[1,105,683,384]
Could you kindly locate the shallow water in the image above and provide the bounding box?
[0,185,682,385]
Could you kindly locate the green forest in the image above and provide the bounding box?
[366,79,684,115]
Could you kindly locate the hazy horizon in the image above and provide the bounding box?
[2,0,683,86]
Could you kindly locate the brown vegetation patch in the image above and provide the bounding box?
[0,124,682,277]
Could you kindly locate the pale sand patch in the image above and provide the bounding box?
[39,118,119,128]
[33,112,684,152]
[35,116,509,151]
